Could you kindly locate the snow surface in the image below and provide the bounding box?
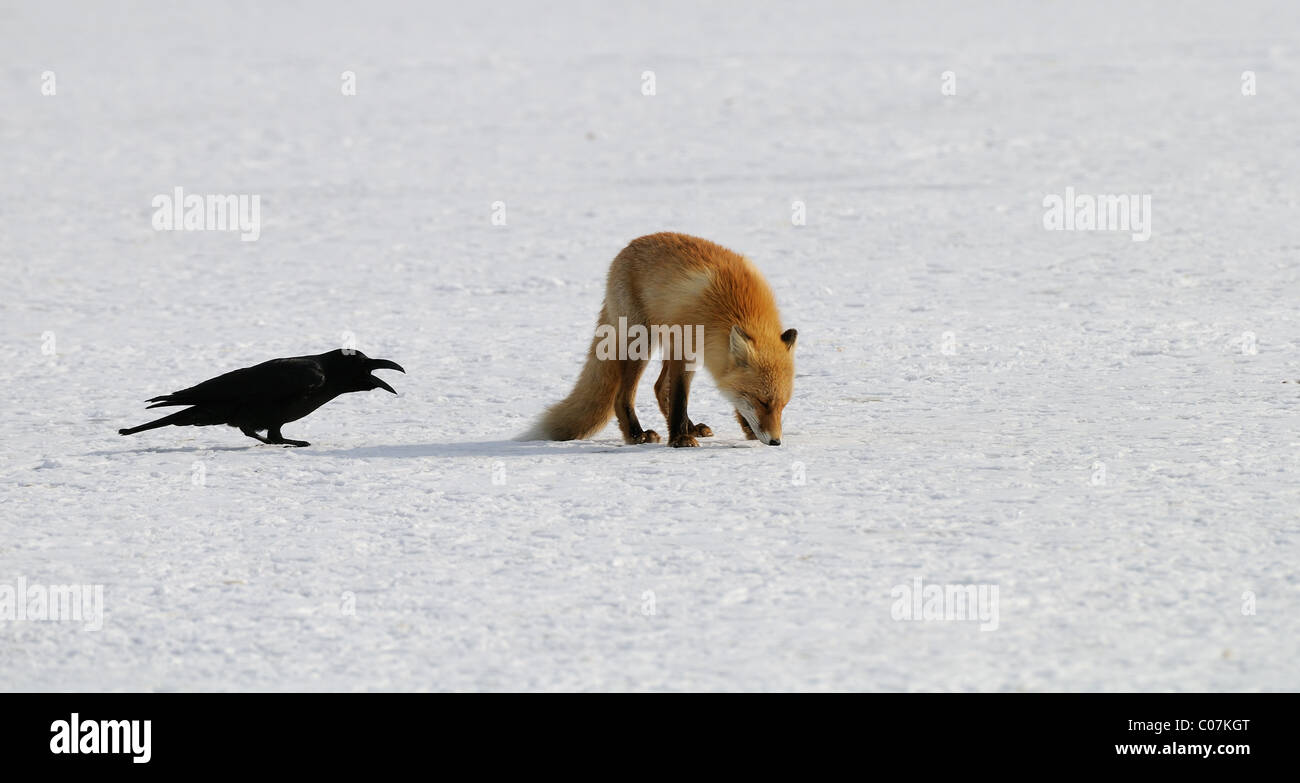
[2,0,1299,691]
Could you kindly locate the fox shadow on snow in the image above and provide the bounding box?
[306,439,749,458]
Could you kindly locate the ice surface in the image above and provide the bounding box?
[1,1,1297,690]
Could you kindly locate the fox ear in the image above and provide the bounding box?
[729,325,753,366]
[781,328,798,349]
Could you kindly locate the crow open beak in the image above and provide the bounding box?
[367,358,405,394]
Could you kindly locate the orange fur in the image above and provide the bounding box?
[520,233,797,447]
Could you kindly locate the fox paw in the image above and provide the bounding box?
[628,430,661,444]
[690,423,713,437]
[668,434,700,448]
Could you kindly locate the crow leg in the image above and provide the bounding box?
[240,427,273,444]
[266,426,310,447]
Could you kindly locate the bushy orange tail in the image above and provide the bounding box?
[517,307,620,441]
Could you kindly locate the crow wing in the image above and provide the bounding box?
[145,358,327,408]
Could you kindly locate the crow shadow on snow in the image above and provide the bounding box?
[85,444,259,457]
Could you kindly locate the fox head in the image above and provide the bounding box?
[719,325,797,445]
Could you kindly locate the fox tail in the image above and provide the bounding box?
[517,306,621,441]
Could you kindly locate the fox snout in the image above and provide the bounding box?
[732,398,785,445]
[756,414,782,445]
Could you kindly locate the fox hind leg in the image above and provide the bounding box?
[614,358,659,444]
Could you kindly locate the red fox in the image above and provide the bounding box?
[520,233,797,447]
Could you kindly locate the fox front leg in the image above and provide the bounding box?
[665,362,702,448]
[654,363,711,445]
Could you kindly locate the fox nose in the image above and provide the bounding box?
[768,438,781,446]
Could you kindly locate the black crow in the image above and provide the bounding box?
[118,349,405,447]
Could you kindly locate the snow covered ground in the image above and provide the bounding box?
[2,0,1298,691]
